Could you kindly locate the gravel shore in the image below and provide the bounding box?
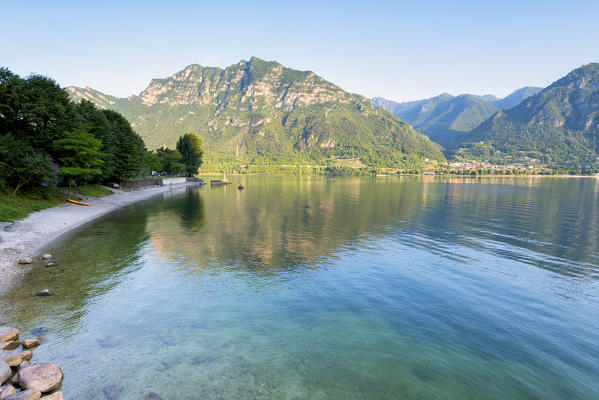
[0,182,196,290]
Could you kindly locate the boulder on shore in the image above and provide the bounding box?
[34,290,53,297]
[17,258,33,265]
[0,385,17,398]
[17,363,63,393]
[0,327,19,342]
[3,389,41,400]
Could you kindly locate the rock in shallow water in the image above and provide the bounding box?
[17,258,33,265]
[0,385,17,398]
[146,393,163,400]
[44,263,57,268]
[0,360,11,385]
[17,363,63,393]
[0,342,20,351]
[41,254,52,260]
[19,351,32,362]
[20,339,43,349]
[0,327,19,342]
[3,389,41,400]
[34,290,53,297]
[102,384,123,400]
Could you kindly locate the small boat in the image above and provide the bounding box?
[238,184,245,190]
[66,198,91,206]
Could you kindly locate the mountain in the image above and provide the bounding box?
[491,86,543,109]
[373,93,499,148]
[372,87,543,149]
[454,63,599,168]
[67,57,444,170]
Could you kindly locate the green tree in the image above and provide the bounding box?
[156,147,183,173]
[176,132,204,176]
[53,127,104,193]
[102,110,146,179]
[0,134,54,194]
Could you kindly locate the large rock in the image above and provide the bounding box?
[0,354,21,367]
[0,361,11,385]
[0,342,19,351]
[20,340,42,350]
[0,385,17,399]
[0,328,19,342]
[39,393,62,400]
[17,363,63,393]
[3,389,41,400]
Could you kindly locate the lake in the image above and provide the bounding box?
[1,176,598,399]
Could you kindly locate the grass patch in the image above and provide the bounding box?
[0,188,64,222]
[0,185,113,222]
[75,184,113,198]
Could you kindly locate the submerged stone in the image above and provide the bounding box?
[44,263,57,268]
[34,290,53,297]
[146,393,163,400]
[102,384,123,400]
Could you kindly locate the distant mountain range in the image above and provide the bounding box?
[67,58,598,170]
[455,63,599,168]
[372,87,542,148]
[67,57,444,169]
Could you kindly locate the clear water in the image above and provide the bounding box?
[1,176,598,399]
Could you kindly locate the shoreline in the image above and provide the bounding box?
[0,182,198,289]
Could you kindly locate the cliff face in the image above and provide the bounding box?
[67,57,445,168]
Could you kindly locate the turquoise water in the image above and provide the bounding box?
[1,176,598,399]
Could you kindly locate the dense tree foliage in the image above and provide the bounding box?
[53,127,104,188]
[176,132,204,176]
[0,68,149,193]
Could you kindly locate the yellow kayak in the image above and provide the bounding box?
[66,199,91,206]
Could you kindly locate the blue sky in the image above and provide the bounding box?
[1,0,597,101]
